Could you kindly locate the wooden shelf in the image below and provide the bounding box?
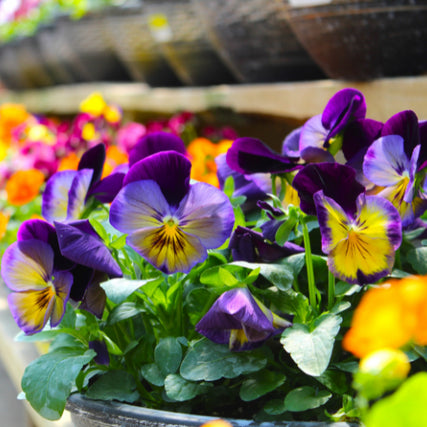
[1,76,427,122]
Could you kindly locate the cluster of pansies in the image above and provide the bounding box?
[0,88,426,425]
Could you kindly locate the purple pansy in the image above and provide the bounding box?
[110,151,235,274]
[229,226,304,263]
[196,287,291,351]
[128,131,187,167]
[42,143,125,222]
[285,88,366,161]
[362,111,427,226]
[1,218,122,333]
[226,137,300,175]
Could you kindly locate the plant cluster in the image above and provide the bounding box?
[1,88,427,426]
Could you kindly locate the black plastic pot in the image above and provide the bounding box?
[102,3,182,87]
[285,0,427,81]
[56,13,132,83]
[143,0,237,86]
[191,0,325,84]
[66,393,358,427]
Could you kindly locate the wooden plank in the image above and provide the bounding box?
[1,77,427,121]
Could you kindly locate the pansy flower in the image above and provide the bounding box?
[229,225,304,263]
[196,287,291,351]
[363,111,427,227]
[42,143,125,222]
[1,239,73,334]
[110,151,235,274]
[283,88,366,161]
[128,131,187,168]
[12,218,122,320]
[293,163,402,284]
[226,136,300,175]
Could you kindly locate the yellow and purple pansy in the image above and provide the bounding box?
[109,150,235,274]
[293,163,402,285]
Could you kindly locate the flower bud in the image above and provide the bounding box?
[353,348,410,400]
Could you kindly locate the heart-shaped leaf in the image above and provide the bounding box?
[284,386,331,412]
[281,313,342,376]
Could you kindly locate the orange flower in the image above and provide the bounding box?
[58,152,80,171]
[187,138,232,187]
[0,211,10,240]
[102,146,128,178]
[0,103,30,144]
[6,169,45,206]
[343,275,427,358]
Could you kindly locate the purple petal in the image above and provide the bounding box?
[299,115,328,152]
[300,146,335,163]
[282,127,302,157]
[110,180,170,234]
[17,219,56,243]
[292,163,365,216]
[342,118,383,162]
[67,169,93,220]
[321,88,366,139]
[195,288,277,349]
[128,131,187,167]
[55,220,122,277]
[87,172,125,203]
[176,182,235,249]
[124,151,191,207]
[229,226,304,263]
[363,135,410,186]
[216,154,269,211]
[226,137,299,174]
[78,143,106,187]
[1,240,54,292]
[42,170,77,222]
[89,340,110,365]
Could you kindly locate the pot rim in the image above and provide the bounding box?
[66,393,358,427]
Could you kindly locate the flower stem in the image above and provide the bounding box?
[302,218,318,310]
[328,270,335,310]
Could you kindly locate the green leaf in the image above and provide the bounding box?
[141,363,165,386]
[239,370,286,401]
[231,261,293,291]
[101,278,160,304]
[155,337,182,377]
[107,302,142,325]
[281,313,342,376]
[284,386,331,412]
[164,374,212,401]
[407,247,427,274]
[365,372,427,427]
[263,399,287,415]
[85,370,139,403]
[180,338,267,381]
[22,348,95,420]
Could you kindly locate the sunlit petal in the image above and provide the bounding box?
[363,135,410,186]
[110,180,169,233]
[67,169,93,220]
[299,114,328,152]
[42,170,77,222]
[176,182,234,249]
[314,191,401,284]
[1,240,54,292]
[127,224,205,273]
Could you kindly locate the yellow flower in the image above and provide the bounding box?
[79,92,107,117]
[343,275,427,358]
[0,211,10,240]
[5,169,45,206]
